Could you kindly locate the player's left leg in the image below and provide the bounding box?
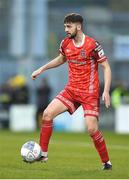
[85,115,112,170]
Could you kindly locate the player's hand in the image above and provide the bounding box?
[31,69,42,80]
[102,91,110,108]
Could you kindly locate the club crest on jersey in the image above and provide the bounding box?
[80,49,86,58]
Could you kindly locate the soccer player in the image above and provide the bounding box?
[31,13,112,170]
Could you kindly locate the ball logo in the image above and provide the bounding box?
[24,141,35,151]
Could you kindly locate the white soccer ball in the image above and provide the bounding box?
[21,141,42,162]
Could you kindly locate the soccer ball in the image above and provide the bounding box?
[21,141,42,162]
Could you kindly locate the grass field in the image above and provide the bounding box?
[0,130,129,179]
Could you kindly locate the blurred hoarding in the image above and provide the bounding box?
[114,35,129,60]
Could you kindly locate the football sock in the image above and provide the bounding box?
[103,160,111,165]
[41,151,48,157]
[90,130,109,163]
[40,120,53,152]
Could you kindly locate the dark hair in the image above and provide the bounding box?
[64,13,83,25]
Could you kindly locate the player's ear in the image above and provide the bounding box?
[77,24,81,30]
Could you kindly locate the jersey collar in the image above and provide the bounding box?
[72,33,85,48]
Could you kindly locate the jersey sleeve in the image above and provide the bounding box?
[59,40,65,56]
[91,41,108,63]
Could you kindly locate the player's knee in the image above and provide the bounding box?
[87,127,97,136]
[42,109,53,121]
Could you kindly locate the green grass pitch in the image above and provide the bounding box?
[0,130,129,179]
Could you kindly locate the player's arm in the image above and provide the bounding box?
[100,60,112,108]
[92,40,112,108]
[31,53,66,80]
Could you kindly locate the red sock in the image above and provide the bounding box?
[39,120,53,152]
[90,130,109,163]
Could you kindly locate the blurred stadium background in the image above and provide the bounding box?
[0,0,129,179]
[0,0,129,133]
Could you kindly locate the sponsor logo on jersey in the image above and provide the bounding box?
[67,59,86,65]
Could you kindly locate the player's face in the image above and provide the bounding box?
[64,22,78,39]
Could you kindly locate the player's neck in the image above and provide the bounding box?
[73,32,85,47]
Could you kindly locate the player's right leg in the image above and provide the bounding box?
[39,98,69,162]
